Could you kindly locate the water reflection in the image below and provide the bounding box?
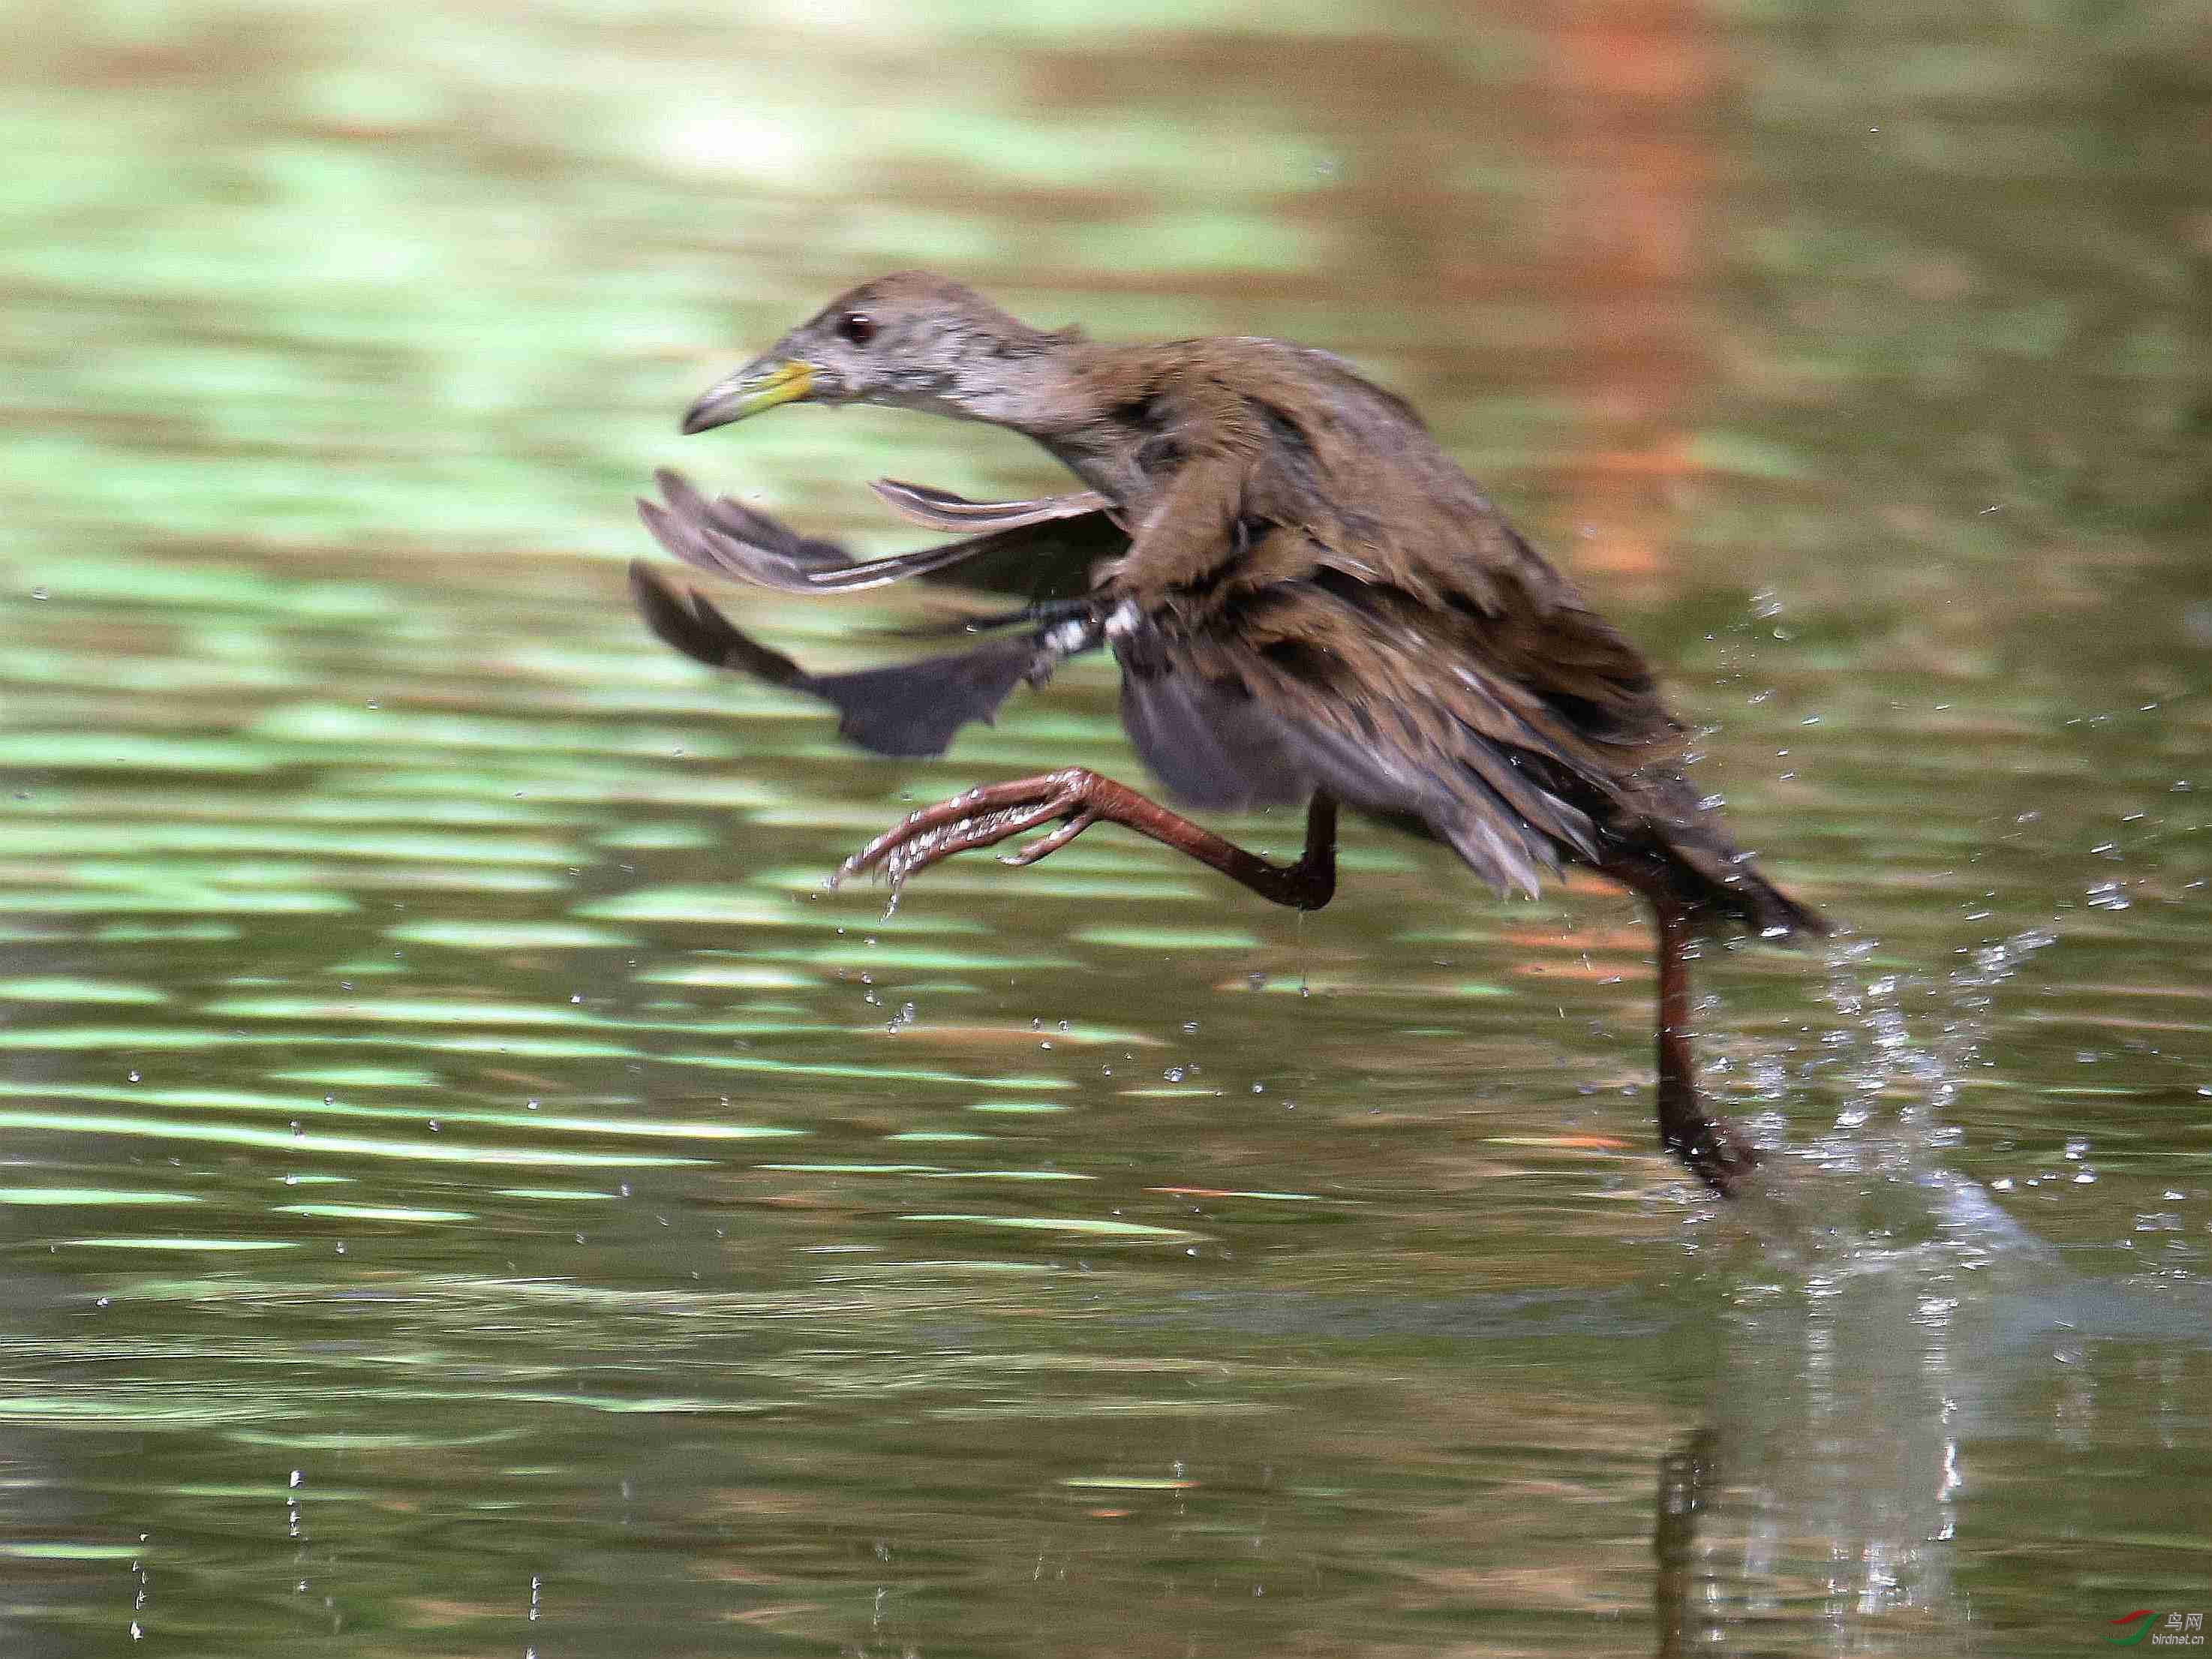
[1679,1257,1980,1652]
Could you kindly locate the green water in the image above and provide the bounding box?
[2,2,2207,1654]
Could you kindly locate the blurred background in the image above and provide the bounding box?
[1,0,2207,1654]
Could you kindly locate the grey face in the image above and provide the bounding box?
[681,273,1053,434]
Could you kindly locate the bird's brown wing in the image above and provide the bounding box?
[1171,577,1609,897]
[630,563,1089,759]
[1110,446,1811,926]
[1098,452,1619,894]
[1183,564,1817,932]
[639,469,1120,601]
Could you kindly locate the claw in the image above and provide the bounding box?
[1002,808,1095,866]
[828,771,1100,898]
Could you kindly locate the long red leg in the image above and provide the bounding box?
[836,768,1337,912]
[1648,894,1760,1195]
[841,772,1754,1193]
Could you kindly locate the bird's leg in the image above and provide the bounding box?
[835,768,1338,912]
[1648,894,1760,1196]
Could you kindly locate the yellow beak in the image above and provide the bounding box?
[681,358,815,434]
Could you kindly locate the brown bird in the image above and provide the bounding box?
[630,272,1826,1195]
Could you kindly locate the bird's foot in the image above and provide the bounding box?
[1664,1108,1761,1199]
[832,768,1108,898]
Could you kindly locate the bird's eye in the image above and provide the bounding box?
[835,311,877,347]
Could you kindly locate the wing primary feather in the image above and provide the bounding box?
[870,479,1114,532]
[628,561,1095,758]
[641,469,1124,599]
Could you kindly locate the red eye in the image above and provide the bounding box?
[835,311,876,347]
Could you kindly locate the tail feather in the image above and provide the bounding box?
[1603,771,1829,942]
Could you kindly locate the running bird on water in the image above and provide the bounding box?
[629,272,1827,1195]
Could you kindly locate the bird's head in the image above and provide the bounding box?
[681,272,1081,435]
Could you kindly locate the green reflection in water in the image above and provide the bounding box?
[269,1067,441,1087]
[0,976,168,1004]
[492,1188,618,1202]
[93,922,239,941]
[202,996,603,1026]
[385,921,637,948]
[1061,1476,1200,1490]
[0,1110,709,1168]
[225,1430,527,1450]
[0,1082,799,1143]
[1073,926,1266,949]
[756,1162,945,1176]
[252,702,738,760]
[923,1171,1096,1182]
[0,1188,202,1206]
[576,887,846,926]
[593,822,717,849]
[900,1214,1207,1242]
[677,1056,1071,1090]
[633,962,819,989]
[0,734,278,771]
[747,943,1080,970]
[0,888,354,914]
[576,884,990,933]
[65,1238,299,1252]
[0,1025,645,1059]
[0,822,588,864]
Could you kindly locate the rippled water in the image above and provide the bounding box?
[2,2,2207,1654]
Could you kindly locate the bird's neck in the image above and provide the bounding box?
[931,356,1070,429]
[918,341,1177,505]
[998,343,1160,501]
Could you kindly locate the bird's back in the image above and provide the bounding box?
[1083,335,1821,939]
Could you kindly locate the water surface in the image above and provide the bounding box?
[2,2,2207,1654]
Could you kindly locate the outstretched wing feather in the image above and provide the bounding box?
[640,469,1124,600]
[628,562,1054,758]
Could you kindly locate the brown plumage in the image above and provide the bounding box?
[631,272,1827,1194]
